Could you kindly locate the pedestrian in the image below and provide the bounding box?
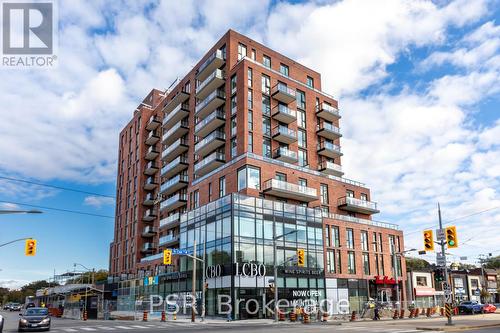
[226,311,232,322]
[373,305,380,321]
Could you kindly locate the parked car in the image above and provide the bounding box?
[10,303,22,312]
[482,303,497,313]
[458,301,484,314]
[3,303,12,311]
[0,313,4,333]
[18,307,50,332]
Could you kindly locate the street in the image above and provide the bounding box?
[2,310,500,333]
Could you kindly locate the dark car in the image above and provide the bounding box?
[3,304,11,310]
[458,301,484,314]
[18,308,50,332]
[10,303,22,312]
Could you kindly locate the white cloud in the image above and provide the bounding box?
[0,202,20,210]
[83,196,115,208]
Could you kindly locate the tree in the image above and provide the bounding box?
[405,257,431,271]
[484,255,500,269]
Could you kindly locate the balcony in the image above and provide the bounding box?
[271,104,296,124]
[271,83,296,104]
[318,160,344,177]
[162,138,188,163]
[160,212,180,229]
[163,102,189,131]
[143,208,157,222]
[317,122,342,140]
[195,89,226,120]
[195,69,225,100]
[262,179,317,202]
[194,152,225,177]
[144,161,159,176]
[145,131,160,146]
[160,173,189,196]
[160,193,187,213]
[163,91,190,114]
[159,234,179,247]
[194,109,225,138]
[141,226,156,237]
[161,155,188,178]
[146,115,161,131]
[273,147,298,164]
[196,49,225,82]
[194,130,225,157]
[145,146,159,160]
[316,103,340,122]
[143,177,158,191]
[272,125,297,144]
[143,193,156,206]
[141,242,155,253]
[162,118,189,146]
[317,141,342,158]
[338,196,380,214]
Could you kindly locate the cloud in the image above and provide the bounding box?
[0,202,20,210]
[0,279,29,290]
[83,196,115,208]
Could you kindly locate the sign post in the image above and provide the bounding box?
[438,204,453,326]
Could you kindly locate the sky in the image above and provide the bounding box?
[0,0,499,289]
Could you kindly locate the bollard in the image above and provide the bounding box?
[303,313,310,324]
[279,311,285,321]
[83,310,88,321]
[421,308,426,316]
[414,308,419,318]
[426,308,431,317]
[399,309,405,319]
[142,311,148,322]
[289,312,296,322]
[408,308,414,318]
[393,309,399,320]
[350,311,357,322]
[173,312,177,320]
[440,307,444,316]
[322,312,329,322]
[161,310,166,322]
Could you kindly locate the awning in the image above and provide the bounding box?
[415,287,436,296]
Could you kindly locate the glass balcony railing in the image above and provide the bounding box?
[272,82,296,98]
[196,69,225,94]
[316,103,340,119]
[163,119,189,142]
[163,102,189,126]
[317,122,341,135]
[272,125,296,138]
[160,173,188,193]
[318,141,341,154]
[161,155,188,176]
[262,178,317,200]
[195,89,226,115]
[273,147,297,160]
[194,152,225,172]
[195,109,225,133]
[338,196,379,212]
[195,130,225,152]
[160,212,180,228]
[198,49,224,76]
[159,234,179,246]
[162,138,188,159]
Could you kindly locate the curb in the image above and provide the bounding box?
[416,323,500,331]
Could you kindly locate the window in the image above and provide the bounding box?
[184,81,191,93]
[231,138,237,158]
[296,89,306,110]
[280,63,289,76]
[379,233,383,252]
[346,228,354,249]
[231,95,237,115]
[298,178,307,187]
[380,254,385,275]
[262,95,271,115]
[237,166,261,191]
[262,117,271,136]
[375,254,380,275]
[297,109,306,128]
[361,231,368,251]
[363,253,370,275]
[327,250,336,273]
[219,177,226,197]
[248,110,253,130]
[247,89,253,109]
[275,172,286,181]
[332,226,340,247]
[298,129,307,148]
[336,250,342,274]
[389,235,395,254]
[248,133,253,152]
[261,74,270,94]
[416,276,427,287]
[237,43,247,60]
[251,49,256,60]
[208,183,212,202]
[347,251,356,274]
[193,190,199,209]
[320,184,329,205]
[231,74,237,94]
[247,67,253,87]
[231,116,237,137]
[306,76,314,88]
[325,225,331,247]
[262,138,271,158]
[298,149,307,167]
[263,55,271,68]
[361,193,368,201]
[346,190,354,198]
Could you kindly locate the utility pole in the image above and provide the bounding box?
[191,240,197,323]
[392,240,400,312]
[438,203,453,326]
[201,239,206,322]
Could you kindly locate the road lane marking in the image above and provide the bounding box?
[131,325,149,328]
[95,326,116,330]
[114,325,134,330]
[80,328,97,331]
[62,329,78,332]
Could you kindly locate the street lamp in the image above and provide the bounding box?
[391,247,416,312]
[273,229,298,322]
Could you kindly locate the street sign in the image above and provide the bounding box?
[443,282,451,292]
[436,229,445,241]
[172,249,190,255]
[444,292,452,303]
[436,253,446,266]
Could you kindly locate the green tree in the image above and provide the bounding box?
[405,257,431,271]
[484,255,500,269]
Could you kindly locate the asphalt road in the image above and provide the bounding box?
[1,310,498,333]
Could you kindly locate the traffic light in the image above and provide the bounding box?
[423,230,434,251]
[163,249,172,265]
[25,239,36,256]
[445,226,458,249]
[297,248,305,267]
[435,269,444,282]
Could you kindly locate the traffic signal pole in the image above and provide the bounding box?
[438,203,453,326]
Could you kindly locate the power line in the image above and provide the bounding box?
[0,200,114,219]
[0,176,115,198]
[404,204,500,236]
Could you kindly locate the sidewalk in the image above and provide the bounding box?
[412,313,500,331]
